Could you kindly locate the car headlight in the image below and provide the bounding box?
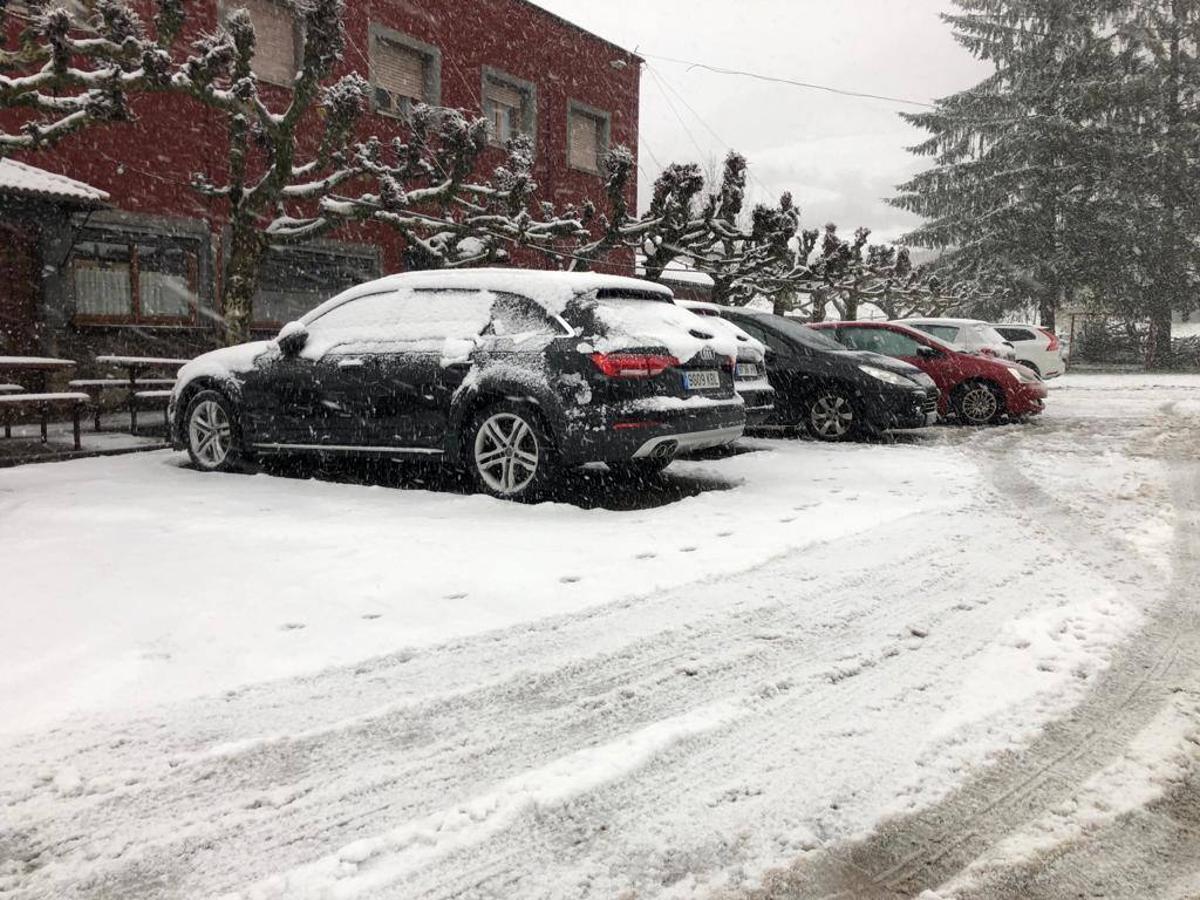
[1007,366,1040,384]
[858,364,917,387]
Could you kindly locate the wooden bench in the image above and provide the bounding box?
[0,392,90,449]
[69,378,177,431]
[131,389,174,436]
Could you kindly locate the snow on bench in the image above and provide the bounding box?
[0,391,90,448]
[0,383,24,394]
[69,378,176,388]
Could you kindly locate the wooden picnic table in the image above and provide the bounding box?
[0,356,76,393]
[95,355,190,434]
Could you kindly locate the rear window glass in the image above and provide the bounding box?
[756,314,847,352]
[973,324,1009,344]
[911,323,960,343]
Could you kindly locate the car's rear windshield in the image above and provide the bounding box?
[761,314,847,352]
[911,322,960,342]
[973,324,1009,345]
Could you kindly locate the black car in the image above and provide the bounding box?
[169,270,746,499]
[717,310,939,441]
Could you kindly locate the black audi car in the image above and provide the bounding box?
[716,309,939,440]
[170,270,746,499]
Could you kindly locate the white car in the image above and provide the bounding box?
[991,323,1067,378]
[677,300,776,425]
[898,317,1018,361]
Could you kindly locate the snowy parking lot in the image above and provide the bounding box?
[2,372,1199,898]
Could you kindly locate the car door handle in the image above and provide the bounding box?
[337,358,365,369]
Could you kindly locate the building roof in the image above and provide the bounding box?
[518,0,641,62]
[0,159,109,206]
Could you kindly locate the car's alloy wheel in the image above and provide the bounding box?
[473,410,541,496]
[808,392,855,440]
[185,390,242,472]
[956,383,1001,425]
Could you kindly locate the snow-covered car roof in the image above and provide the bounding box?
[302,268,673,324]
[676,300,765,359]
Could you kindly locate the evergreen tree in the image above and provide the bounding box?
[1103,0,1200,367]
[891,0,1120,329]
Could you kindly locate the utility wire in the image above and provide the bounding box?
[646,62,776,201]
[639,50,937,109]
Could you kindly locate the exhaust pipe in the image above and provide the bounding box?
[652,440,678,459]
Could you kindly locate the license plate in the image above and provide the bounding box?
[683,370,721,390]
[735,363,758,378]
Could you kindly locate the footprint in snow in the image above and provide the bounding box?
[280,623,306,631]
[559,575,581,583]
[680,546,698,553]
[361,613,382,620]
[636,552,657,559]
[779,516,795,523]
[444,592,468,600]
[716,531,733,538]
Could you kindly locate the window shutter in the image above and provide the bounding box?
[569,112,601,172]
[485,81,523,112]
[374,39,427,105]
[238,0,296,85]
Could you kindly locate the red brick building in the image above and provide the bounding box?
[0,0,641,365]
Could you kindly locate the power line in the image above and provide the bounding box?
[647,66,709,164]
[639,50,937,109]
[646,63,776,202]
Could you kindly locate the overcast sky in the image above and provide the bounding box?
[528,0,990,243]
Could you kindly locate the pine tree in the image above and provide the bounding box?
[1103,0,1200,368]
[891,0,1120,329]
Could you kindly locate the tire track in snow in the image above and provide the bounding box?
[738,411,1200,899]
[4,499,1052,899]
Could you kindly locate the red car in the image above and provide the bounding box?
[810,320,1048,425]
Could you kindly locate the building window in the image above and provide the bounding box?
[567,102,609,174]
[71,232,199,324]
[227,0,299,87]
[482,68,535,146]
[252,244,381,326]
[369,26,440,118]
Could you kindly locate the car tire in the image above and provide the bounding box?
[609,456,673,479]
[466,401,555,501]
[184,389,245,472]
[952,380,1005,426]
[804,389,860,442]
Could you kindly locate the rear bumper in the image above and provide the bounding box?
[736,384,776,427]
[560,397,746,463]
[632,424,744,458]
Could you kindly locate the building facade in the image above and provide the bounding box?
[0,0,640,369]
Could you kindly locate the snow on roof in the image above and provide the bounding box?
[304,268,673,322]
[0,159,109,206]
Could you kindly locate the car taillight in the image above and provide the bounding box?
[1038,328,1060,351]
[590,352,679,378]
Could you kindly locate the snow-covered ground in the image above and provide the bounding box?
[1,372,1198,898]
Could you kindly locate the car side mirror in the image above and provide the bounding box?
[277,321,308,356]
[916,345,941,358]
